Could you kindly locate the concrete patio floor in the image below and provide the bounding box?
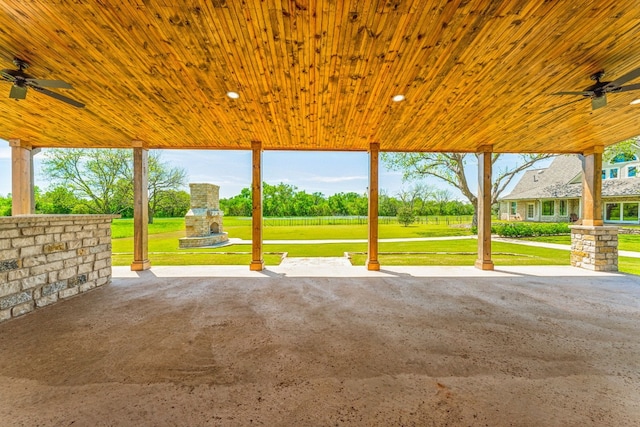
[1,264,639,426]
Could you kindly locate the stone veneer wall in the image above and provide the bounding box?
[570,225,618,272]
[0,214,118,323]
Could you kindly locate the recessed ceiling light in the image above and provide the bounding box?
[227,91,240,99]
[392,94,405,102]
[631,98,640,105]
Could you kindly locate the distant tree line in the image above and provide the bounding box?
[220,182,474,218]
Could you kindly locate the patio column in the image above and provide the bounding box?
[250,140,264,271]
[131,144,151,271]
[570,146,617,271]
[580,146,603,226]
[475,145,494,270]
[366,142,380,271]
[9,139,34,215]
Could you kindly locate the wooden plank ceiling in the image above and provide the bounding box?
[0,0,639,153]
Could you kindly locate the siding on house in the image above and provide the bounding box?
[499,155,640,224]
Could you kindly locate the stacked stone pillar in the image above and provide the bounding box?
[570,225,618,271]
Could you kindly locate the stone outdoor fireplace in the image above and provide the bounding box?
[178,183,229,248]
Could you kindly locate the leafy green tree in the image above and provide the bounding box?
[41,148,187,220]
[382,152,553,225]
[154,189,190,217]
[36,186,84,214]
[0,194,11,216]
[397,205,415,227]
[148,153,188,223]
[379,190,399,217]
[603,137,639,164]
[221,187,252,216]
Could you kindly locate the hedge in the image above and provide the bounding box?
[472,222,571,238]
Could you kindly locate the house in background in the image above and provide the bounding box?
[499,154,640,224]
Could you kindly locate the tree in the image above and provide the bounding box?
[36,185,85,214]
[148,152,188,223]
[42,148,132,215]
[41,148,187,221]
[397,205,415,227]
[603,137,639,164]
[153,189,190,218]
[382,152,554,225]
[0,194,11,216]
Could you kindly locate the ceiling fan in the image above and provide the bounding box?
[544,67,640,113]
[0,58,85,108]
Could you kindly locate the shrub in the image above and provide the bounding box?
[492,222,570,237]
[397,206,416,227]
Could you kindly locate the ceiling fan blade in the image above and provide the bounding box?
[552,91,592,96]
[0,69,17,82]
[541,97,586,114]
[591,95,607,110]
[607,67,640,87]
[617,83,640,93]
[9,84,27,99]
[30,86,85,108]
[26,78,73,89]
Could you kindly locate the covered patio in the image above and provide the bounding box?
[1,264,640,425]
[1,1,640,424]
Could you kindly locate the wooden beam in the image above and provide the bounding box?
[366,142,380,271]
[250,140,264,271]
[131,146,151,271]
[475,146,494,271]
[9,139,33,215]
[581,146,604,226]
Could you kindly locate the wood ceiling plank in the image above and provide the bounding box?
[0,1,638,153]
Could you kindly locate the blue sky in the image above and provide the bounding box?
[0,139,545,200]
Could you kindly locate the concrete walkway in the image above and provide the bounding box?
[228,235,640,259]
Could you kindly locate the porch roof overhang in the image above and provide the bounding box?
[0,1,639,153]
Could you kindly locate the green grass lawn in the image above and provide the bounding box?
[109,217,639,275]
[523,234,640,252]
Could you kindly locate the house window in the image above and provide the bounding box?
[623,203,639,222]
[510,202,517,215]
[602,170,606,180]
[610,168,619,179]
[628,166,637,178]
[542,200,554,216]
[559,200,567,216]
[605,203,621,221]
[527,203,534,219]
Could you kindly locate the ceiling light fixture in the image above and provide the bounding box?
[226,91,240,99]
[631,98,640,105]
[392,94,405,102]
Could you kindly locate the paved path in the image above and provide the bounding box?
[228,235,640,259]
[228,236,476,245]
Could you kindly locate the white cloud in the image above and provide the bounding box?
[0,147,10,159]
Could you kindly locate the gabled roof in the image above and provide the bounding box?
[501,155,640,200]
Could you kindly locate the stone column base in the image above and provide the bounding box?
[570,225,618,272]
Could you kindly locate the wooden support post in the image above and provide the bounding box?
[131,145,151,271]
[9,139,33,215]
[475,145,494,270]
[366,142,380,271]
[581,146,604,226]
[250,141,265,271]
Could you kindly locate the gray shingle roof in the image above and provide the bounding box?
[500,155,640,200]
